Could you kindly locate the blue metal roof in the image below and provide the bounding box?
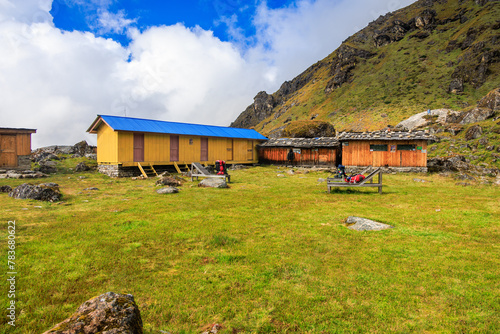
[92,115,268,140]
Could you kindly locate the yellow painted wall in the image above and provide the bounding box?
[209,137,229,161]
[96,123,262,165]
[233,139,254,161]
[179,135,200,162]
[117,132,134,163]
[145,133,170,162]
[97,124,118,164]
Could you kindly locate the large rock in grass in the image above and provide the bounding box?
[459,88,500,124]
[0,185,12,193]
[43,292,143,334]
[198,178,228,188]
[156,186,179,194]
[74,162,91,172]
[395,109,459,130]
[460,107,495,125]
[155,176,183,187]
[465,125,483,141]
[9,183,62,202]
[344,216,394,231]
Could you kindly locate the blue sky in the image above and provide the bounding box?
[50,0,295,46]
[1,0,416,147]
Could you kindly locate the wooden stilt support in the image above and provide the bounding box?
[173,162,182,174]
[138,163,158,178]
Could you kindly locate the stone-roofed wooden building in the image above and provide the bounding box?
[258,137,340,166]
[337,130,436,172]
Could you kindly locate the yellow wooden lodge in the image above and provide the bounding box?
[87,115,268,177]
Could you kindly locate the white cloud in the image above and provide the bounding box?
[0,0,415,148]
[0,0,52,24]
[95,9,136,34]
[245,0,415,81]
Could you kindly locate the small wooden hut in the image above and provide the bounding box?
[337,130,435,171]
[87,115,268,177]
[258,137,340,166]
[0,127,36,169]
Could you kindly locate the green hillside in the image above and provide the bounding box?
[231,0,500,137]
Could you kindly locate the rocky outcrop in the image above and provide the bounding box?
[74,162,91,172]
[464,125,483,140]
[231,62,326,129]
[37,161,58,174]
[396,88,499,131]
[282,121,336,138]
[477,87,500,111]
[72,140,96,157]
[9,183,62,202]
[43,292,143,334]
[395,109,460,130]
[460,88,500,124]
[32,141,97,162]
[427,155,499,176]
[230,91,276,129]
[449,33,500,92]
[325,45,374,93]
[230,0,499,136]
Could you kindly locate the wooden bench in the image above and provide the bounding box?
[327,167,383,194]
[190,162,230,183]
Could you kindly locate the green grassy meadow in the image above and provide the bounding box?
[0,165,499,333]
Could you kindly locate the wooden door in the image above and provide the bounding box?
[170,135,179,162]
[200,137,208,161]
[226,139,233,161]
[247,140,253,161]
[133,133,144,162]
[0,135,17,167]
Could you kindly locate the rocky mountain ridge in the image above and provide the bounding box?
[231,0,500,138]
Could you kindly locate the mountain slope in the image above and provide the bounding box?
[231,0,500,138]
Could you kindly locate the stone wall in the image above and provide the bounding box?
[345,166,428,174]
[17,155,31,170]
[98,164,181,177]
[98,165,142,178]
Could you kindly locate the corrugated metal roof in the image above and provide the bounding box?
[89,115,268,140]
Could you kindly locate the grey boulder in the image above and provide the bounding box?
[345,216,394,231]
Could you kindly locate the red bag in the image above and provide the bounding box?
[346,174,365,183]
[352,174,365,183]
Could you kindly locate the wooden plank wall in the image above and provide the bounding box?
[0,133,33,167]
[145,133,170,162]
[0,135,17,167]
[259,147,337,166]
[97,125,119,163]
[16,133,32,155]
[341,140,428,167]
[117,132,134,163]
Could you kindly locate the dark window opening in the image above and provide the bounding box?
[370,144,388,151]
[397,144,415,151]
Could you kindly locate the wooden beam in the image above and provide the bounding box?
[173,162,181,174]
[137,163,148,178]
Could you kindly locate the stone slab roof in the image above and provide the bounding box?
[258,137,340,148]
[337,130,436,141]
